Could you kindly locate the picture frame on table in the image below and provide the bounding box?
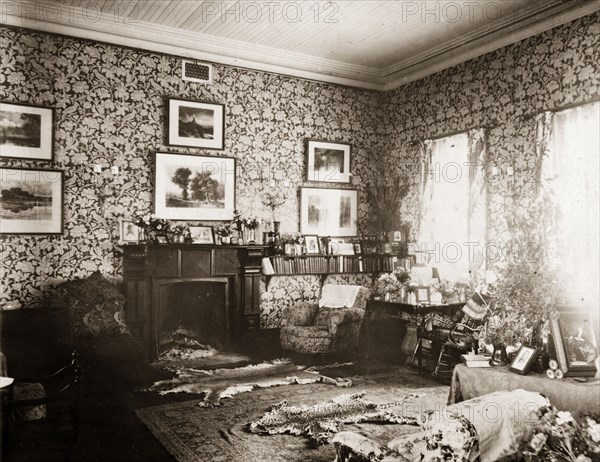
[303,235,320,254]
[299,186,358,236]
[154,152,236,221]
[0,167,63,235]
[306,140,351,183]
[550,312,598,377]
[155,235,169,244]
[119,219,139,244]
[167,98,225,150]
[189,225,215,244]
[415,286,430,304]
[0,102,54,161]
[509,344,540,375]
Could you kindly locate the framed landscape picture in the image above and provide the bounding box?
[300,186,357,236]
[189,225,215,244]
[154,152,235,221]
[0,167,63,234]
[306,140,351,183]
[0,102,54,161]
[168,98,225,150]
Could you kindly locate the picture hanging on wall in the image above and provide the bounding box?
[306,140,351,183]
[299,186,358,236]
[0,167,64,234]
[154,152,235,221]
[168,98,225,150]
[0,102,54,161]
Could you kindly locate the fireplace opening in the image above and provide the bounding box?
[156,280,228,361]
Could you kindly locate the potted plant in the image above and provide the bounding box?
[134,214,171,244]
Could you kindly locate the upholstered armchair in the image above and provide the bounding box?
[280,285,370,355]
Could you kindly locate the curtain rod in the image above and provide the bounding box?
[409,124,496,146]
[522,95,600,120]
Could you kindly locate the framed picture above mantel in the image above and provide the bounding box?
[0,102,54,161]
[154,152,236,221]
[167,98,225,150]
[299,186,358,237]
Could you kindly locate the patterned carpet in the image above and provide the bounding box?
[136,367,449,462]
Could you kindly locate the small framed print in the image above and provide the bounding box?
[415,286,430,304]
[156,235,169,244]
[168,98,225,150]
[0,102,54,161]
[306,140,351,183]
[300,186,358,236]
[119,219,139,244]
[189,225,215,244]
[304,235,320,254]
[0,167,63,234]
[353,242,362,255]
[509,344,540,375]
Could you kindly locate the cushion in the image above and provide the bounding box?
[12,382,47,422]
[55,272,131,338]
[319,284,362,309]
[60,271,125,307]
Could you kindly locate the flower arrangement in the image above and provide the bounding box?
[171,223,190,243]
[433,279,457,298]
[519,406,600,461]
[242,216,261,230]
[134,214,170,234]
[214,224,232,237]
[374,269,411,298]
[231,210,261,232]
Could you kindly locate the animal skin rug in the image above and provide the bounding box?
[247,391,421,445]
[147,359,352,407]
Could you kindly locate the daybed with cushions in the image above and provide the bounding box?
[332,389,550,462]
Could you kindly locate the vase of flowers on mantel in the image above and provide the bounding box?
[215,225,232,245]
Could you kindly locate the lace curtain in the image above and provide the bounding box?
[535,101,600,309]
[417,129,487,282]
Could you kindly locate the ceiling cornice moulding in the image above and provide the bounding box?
[2,1,598,92]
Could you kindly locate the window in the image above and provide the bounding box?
[417,130,486,281]
[544,101,599,308]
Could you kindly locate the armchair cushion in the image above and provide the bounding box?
[315,307,364,334]
[54,272,131,339]
[280,301,319,327]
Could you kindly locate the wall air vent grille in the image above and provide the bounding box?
[182,60,213,84]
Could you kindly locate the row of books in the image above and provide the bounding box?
[268,255,396,275]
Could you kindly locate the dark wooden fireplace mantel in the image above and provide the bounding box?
[122,244,266,361]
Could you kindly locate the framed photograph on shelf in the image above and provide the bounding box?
[304,235,320,254]
[154,152,235,221]
[0,102,54,161]
[119,219,139,244]
[300,186,357,236]
[306,140,351,183]
[0,167,63,235]
[415,286,430,304]
[189,225,215,244]
[168,98,225,150]
[509,344,540,375]
[550,312,598,377]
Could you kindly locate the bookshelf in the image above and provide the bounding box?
[266,254,396,285]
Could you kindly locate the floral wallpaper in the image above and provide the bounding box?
[1,11,599,328]
[0,25,383,321]
[380,12,599,273]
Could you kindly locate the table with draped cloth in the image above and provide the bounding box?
[449,363,600,419]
